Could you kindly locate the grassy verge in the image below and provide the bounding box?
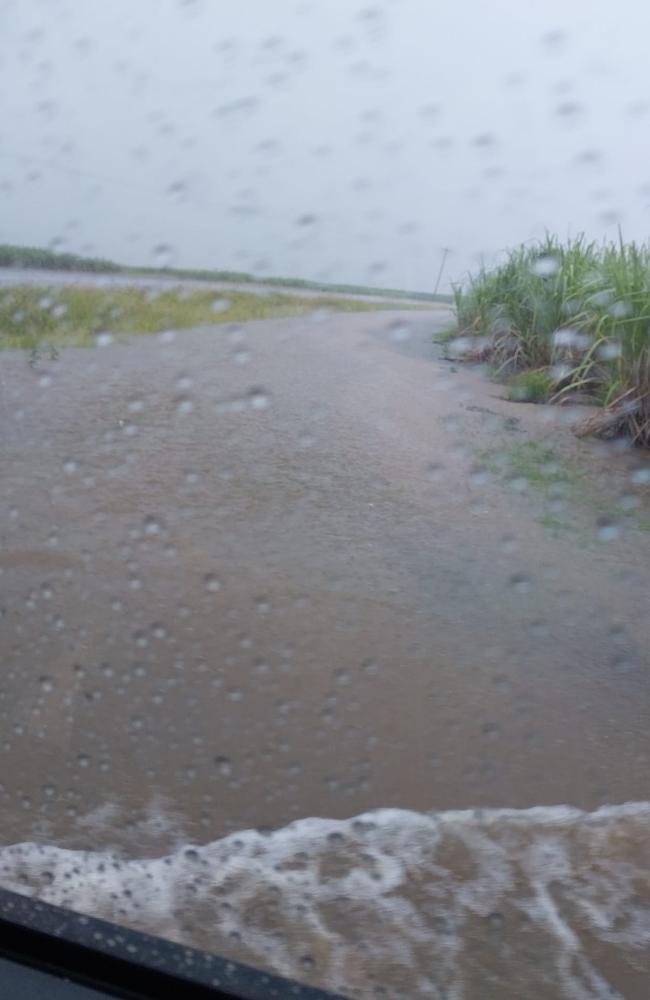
[476,439,577,495]
[474,438,600,538]
[450,234,650,445]
[0,243,450,303]
[475,436,650,539]
[0,284,393,352]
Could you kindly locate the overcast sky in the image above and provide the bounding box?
[2,0,650,291]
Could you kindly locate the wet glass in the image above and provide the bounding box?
[1,1,650,997]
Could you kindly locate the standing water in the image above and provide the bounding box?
[3,1,650,997]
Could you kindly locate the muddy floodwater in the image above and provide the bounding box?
[2,305,650,997]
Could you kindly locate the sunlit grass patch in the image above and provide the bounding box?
[0,285,395,351]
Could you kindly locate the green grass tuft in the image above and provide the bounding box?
[507,369,557,403]
[506,441,571,486]
[452,233,650,445]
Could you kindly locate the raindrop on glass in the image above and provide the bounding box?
[596,517,620,542]
[530,255,560,277]
[509,573,531,594]
[248,387,270,410]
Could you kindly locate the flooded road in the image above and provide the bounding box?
[2,307,650,997]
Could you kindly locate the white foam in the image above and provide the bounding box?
[2,802,650,999]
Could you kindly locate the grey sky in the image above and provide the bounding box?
[2,0,650,290]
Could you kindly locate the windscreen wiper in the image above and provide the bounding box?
[0,887,349,1000]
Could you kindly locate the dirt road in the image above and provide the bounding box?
[1,307,649,849]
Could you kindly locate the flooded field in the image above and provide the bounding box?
[2,306,650,997]
[0,266,429,304]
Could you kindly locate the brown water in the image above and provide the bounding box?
[1,308,650,997]
[3,802,650,999]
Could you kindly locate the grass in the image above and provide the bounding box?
[475,439,584,536]
[507,368,557,403]
[476,440,574,487]
[450,233,650,446]
[476,433,650,537]
[0,284,394,352]
[539,511,570,534]
[507,441,572,486]
[0,243,451,303]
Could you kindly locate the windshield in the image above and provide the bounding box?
[1,2,649,997]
